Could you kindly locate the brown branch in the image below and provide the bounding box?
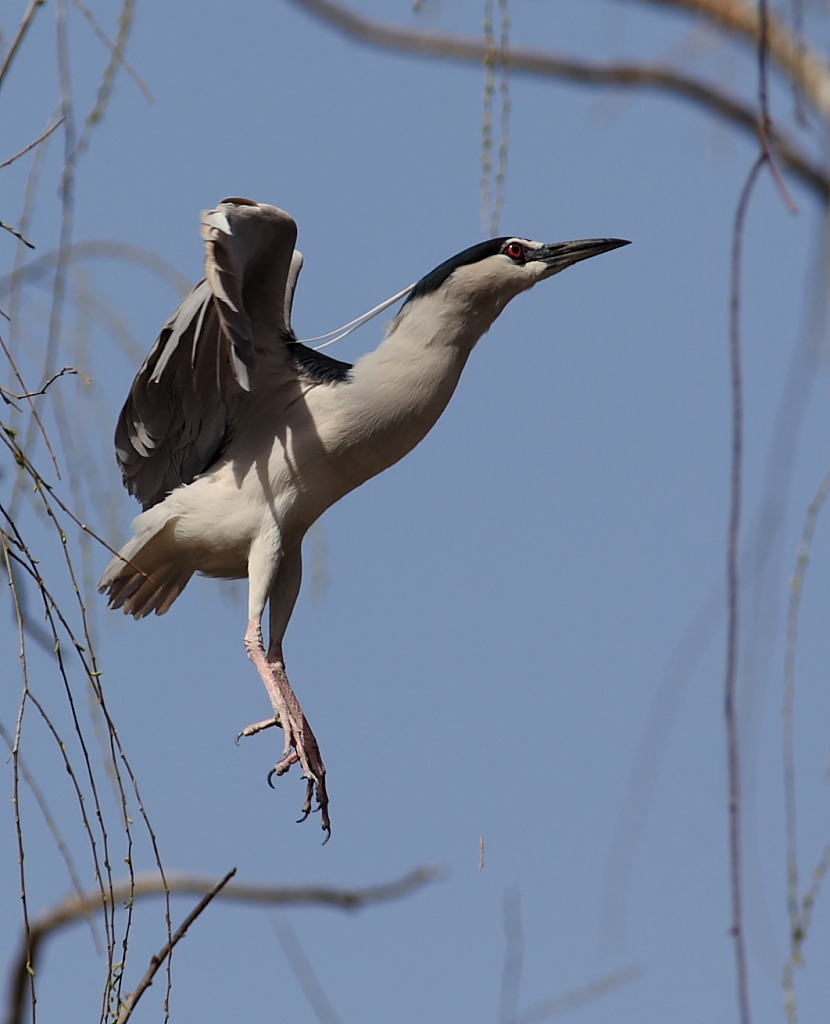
[622,0,830,123]
[113,870,237,1024]
[724,152,767,1024]
[753,0,797,213]
[4,867,441,1024]
[0,327,63,477]
[0,0,45,89]
[71,0,152,104]
[0,366,90,404]
[285,0,828,204]
[0,223,34,250]
[0,422,126,565]
[0,118,65,171]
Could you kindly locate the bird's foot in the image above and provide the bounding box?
[265,709,330,842]
[244,627,331,840]
[241,713,330,841]
[268,747,330,841]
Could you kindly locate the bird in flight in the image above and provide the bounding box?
[99,197,628,840]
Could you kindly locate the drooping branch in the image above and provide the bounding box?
[285,0,829,204]
[621,0,830,122]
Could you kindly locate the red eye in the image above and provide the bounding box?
[504,241,525,260]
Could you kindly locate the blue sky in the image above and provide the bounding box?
[2,2,830,1022]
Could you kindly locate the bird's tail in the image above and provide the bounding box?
[99,518,193,619]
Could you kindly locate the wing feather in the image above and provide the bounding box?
[115,199,301,510]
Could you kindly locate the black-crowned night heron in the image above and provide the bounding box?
[99,197,629,839]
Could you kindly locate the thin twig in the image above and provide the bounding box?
[114,869,237,1024]
[0,522,114,1024]
[1,426,170,1019]
[71,0,152,103]
[0,717,97,951]
[0,223,34,250]
[505,964,641,1024]
[0,0,46,89]
[272,915,345,1024]
[492,0,511,236]
[0,117,65,170]
[499,891,524,1024]
[0,365,90,402]
[755,0,797,212]
[725,152,767,1024]
[0,427,161,1024]
[1,539,36,1024]
[781,467,830,1022]
[481,0,495,235]
[0,333,61,476]
[0,424,138,566]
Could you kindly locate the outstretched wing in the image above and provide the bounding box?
[115,198,307,510]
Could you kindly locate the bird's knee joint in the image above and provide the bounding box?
[244,624,264,657]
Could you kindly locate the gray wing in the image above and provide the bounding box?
[115,198,303,510]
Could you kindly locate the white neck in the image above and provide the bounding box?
[315,286,509,485]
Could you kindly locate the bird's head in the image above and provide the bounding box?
[401,235,629,324]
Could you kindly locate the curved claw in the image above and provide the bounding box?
[238,716,280,744]
[316,805,332,846]
[294,778,331,843]
[267,747,299,788]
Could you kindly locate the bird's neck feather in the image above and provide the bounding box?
[319,287,506,483]
[357,285,503,408]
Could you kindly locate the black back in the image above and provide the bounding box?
[287,341,352,384]
[402,237,510,308]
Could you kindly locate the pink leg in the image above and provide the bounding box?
[242,621,330,839]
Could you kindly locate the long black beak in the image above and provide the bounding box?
[528,238,630,275]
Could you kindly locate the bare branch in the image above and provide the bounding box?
[0,422,123,563]
[0,332,63,476]
[724,153,768,1024]
[498,891,524,1024]
[1,540,35,1024]
[114,870,237,1024]
[781,468,830,1022]
[0,0,46,89]
[506,964,642,1024]
[4,866,441,1024]
[285,0,828,204]
[71,0,152,104]
[621,0,830,123]
[753,0,797,213]
[272,915,345,1024]
[0,118,65,171]
[0,223,34,250]
[0,365,90,403]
